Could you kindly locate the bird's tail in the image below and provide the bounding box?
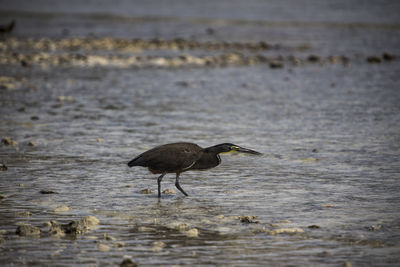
[127,155,141,167]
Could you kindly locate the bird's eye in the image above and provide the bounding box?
[230,146,239,150]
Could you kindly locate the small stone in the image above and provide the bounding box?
[2,137,18,146]
[98,243,110,252]
[162,188,176,194]
[321,204,335,208]
[0,194,5,200]
[16,224,41,236]
[342,261,352,267]
[114,241,125,248]
[16,211,33,217]
[0,229,7,235]
[152,241,166,251]
[367,56,381,63]
[308,225,321,229]
[307,55,321,62]
[312,148,318,153]
[80,215,100,229]
[96,138,103,143]
[269,61,283,69]
[104,233,116,241]
[382,52,395,61]
[0,163,7,171]
[269,228,304,235]
[27,141,36,147]
[184,228,199,237]
[53,205,70,213]
[40,189,57,194]
[120,258,138,267]
[30,116,39,120]
[367,224,381,231]
[57,96,73,102]
[239,216,259,224]
[140,188,152,194]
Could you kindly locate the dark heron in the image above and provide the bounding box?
[127,142,262,197]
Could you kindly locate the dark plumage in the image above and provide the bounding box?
[127,142,262,197]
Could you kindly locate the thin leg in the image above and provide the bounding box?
[157,172,167,198]
[175,173,188,196]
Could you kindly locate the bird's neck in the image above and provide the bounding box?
[203,145,224,155]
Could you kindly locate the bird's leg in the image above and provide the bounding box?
[157,172,167,198]
[175,173,189,196]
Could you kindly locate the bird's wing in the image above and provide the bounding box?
[129,143,202,172]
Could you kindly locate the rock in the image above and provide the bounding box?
[16,211,33,217]
[321,204,335,208]
[269,228,304,235]
[307,55,321,63]
[96,138,103,143]
[366,224,381,231]
[80,215,100,230]
[162,188,176,194]
[0,194,5,200]
[120,258,138,267]
[40,189,57,194]
[114,241,125,248]
[57,96,74,102]
[367,56,381,63]
[342,261,352,267]
[184,228,199,237]
[30,116,39,120]
[308,225,321,229]
[382,52,396,61]
[0,229,7,235]
[27,141,36,147]
[140,188,152,194]
[0,163,7,171]
[16,224,41,236]
[238,216,259,224]
[269,61,283,68]
[50,221,82,236]
[2,137,18,146]
[53,205,70,213]
[152,241,166,251]
[98,243,111,252]
[104,233,116,241]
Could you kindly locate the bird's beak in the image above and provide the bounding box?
[236,147,263,155]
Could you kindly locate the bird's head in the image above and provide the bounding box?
[214,143,263,155]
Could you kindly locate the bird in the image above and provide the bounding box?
[127,142,262,197]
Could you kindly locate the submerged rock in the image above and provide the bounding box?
[140,188,152,194]
[40,189,57,194]
[238,216,259,224]
[162,188,176,194]
[367,56,382,63]
[16,224,41,236]
[2,137,18,146]
[98,243,111,252]
[184,228,199,238]
[269,227,304,235]
[120,258,138,267]
[308,225,321,229]
[53,205,70,213]
[382,52,396,61]
[0,163,8,171]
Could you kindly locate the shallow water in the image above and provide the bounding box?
[1,1,400,266]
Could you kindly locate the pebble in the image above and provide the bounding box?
[238,216,259,224]
[307,55,321,62]
[308,225,321,229]
[269,228,304,235]
[367,56,381,63]
[382,52,395,61]
[184,228,199,238]
[140,188,152,194]
[162,188,176,194]
[269,61,283,68]
[152,241,166,252]
[16,224,41,236]
[53,205,70,213]
[119,258,138,267]
[80,215,100,229]
[342,261,352,267]
[0,163,7,171]
[27,141,36,147]
[98,243,111,252]
[2,137,18,146]
[40,189,57,194]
